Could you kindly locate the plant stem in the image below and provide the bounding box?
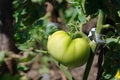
[82,10,104,80]
[52,59,74,80]
[79,31,91,42]
[96,10,104,34]
[82,41,97,80]
[35,49,48,54]
[59,64,74,80]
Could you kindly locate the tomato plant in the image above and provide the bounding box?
[1,0,120,80]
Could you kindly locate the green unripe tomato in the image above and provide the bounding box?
[47,31,90,67]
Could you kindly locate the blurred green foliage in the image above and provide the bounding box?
[0,0,120,80]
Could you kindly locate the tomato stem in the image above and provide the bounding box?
[52,58,74,80]
[79,31,91,42]
[96,10,104,34]
[82,41,97,80]
[82,10,104,80]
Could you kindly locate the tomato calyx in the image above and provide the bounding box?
[66,30,90,43]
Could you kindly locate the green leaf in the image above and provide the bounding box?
[118,10,120,17]
[106,38,117,44]
[17,64,29,71]
[0,51,6,63]
[0,73,20,80]
[104,74,112,79]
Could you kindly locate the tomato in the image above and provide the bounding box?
[115,68,120,79]
[47,31,90,67]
